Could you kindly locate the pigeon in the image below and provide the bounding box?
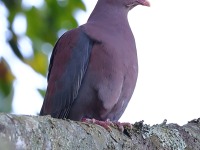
[40,0,150,124]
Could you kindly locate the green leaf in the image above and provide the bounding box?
[0,58,15,112]
[25,51,48,76]
[37,88,46,98]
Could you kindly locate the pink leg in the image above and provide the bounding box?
[81,118,132,132]
[114,122,132,132]
[81,118,113,131]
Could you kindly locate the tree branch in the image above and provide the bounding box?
[0,113,199,149]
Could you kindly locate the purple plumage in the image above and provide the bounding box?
[40,0,150,121]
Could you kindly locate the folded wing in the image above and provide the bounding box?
[40,28,94,119]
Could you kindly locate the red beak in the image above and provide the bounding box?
[137,0,150,7]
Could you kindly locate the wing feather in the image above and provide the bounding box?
[40,28,94,119]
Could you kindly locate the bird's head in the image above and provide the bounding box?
[125,0,150,10]
[88,0,150,22]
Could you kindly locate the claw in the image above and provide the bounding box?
[82,118,112,131]
[81,118,132,132]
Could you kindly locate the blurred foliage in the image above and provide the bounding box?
[0,58,14,112]
[0,0,86,112]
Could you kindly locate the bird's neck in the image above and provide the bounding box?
[87,0,129,30]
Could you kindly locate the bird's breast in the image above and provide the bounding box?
[80,24,138,117]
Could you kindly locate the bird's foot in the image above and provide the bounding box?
[112,121,132,132]
[81,118,132,132]
[82,118,113,131]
